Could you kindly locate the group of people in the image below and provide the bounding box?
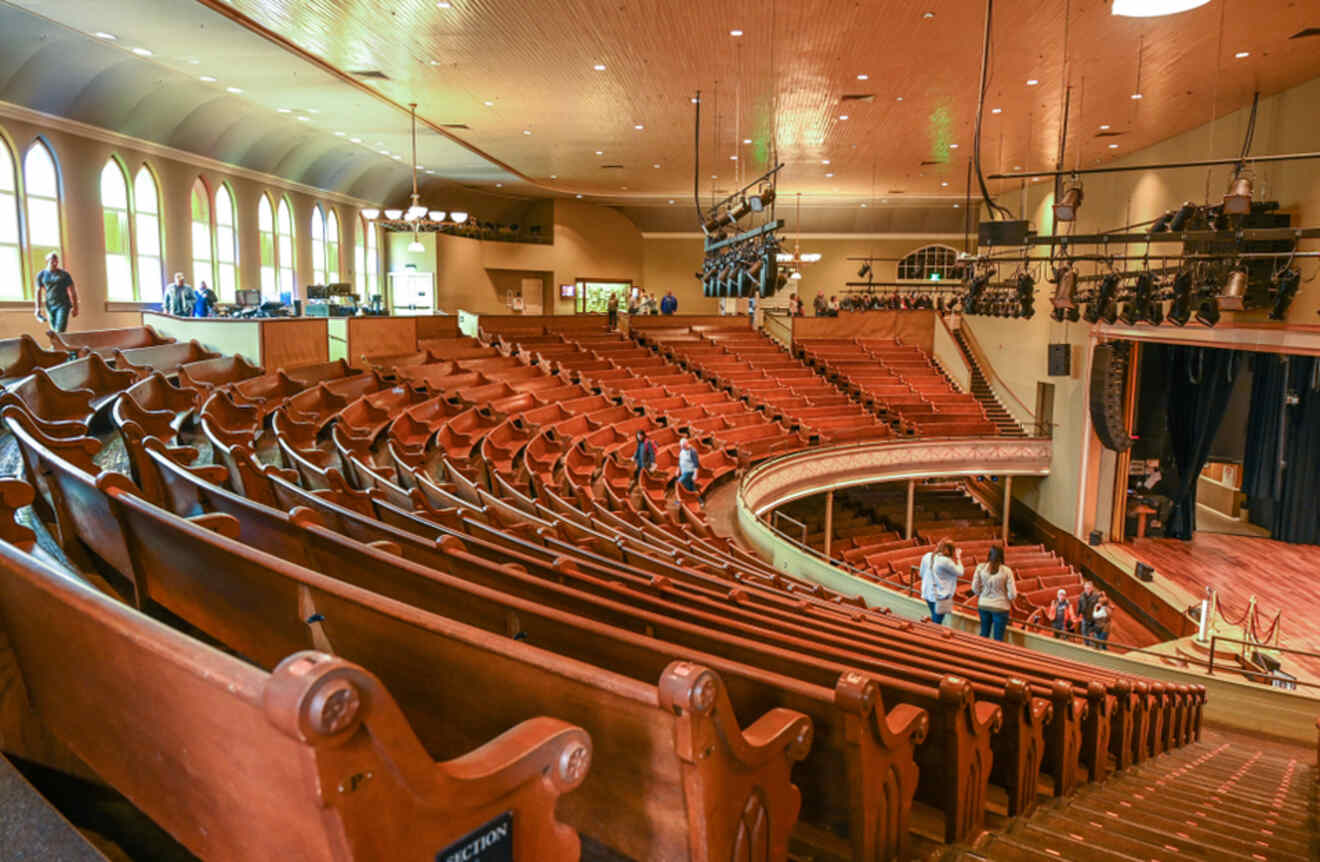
[630,429,701,493]
[1046,581,1113,649]
[918,539,1113,647]
[811,292,843,317]
[163,273,219,318]
[621,289,678,320]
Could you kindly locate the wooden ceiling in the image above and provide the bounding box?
[5,0,1320,209]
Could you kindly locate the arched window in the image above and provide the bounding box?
[215,184,238,301]
[276,196,294,298]
[311,204,326,285]
[134,166,164,302]
[0,136,21,299]
[897,244,962,282]
[100,159,134,300]
[23,140,62,282]
[258,194,276,299]
[191,178,214,291]
[325,208,340,283]
[363,216,378,299]
[354,216,366,299]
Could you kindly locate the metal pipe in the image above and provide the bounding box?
[987,150,1320,180]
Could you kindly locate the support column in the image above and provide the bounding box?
[1002,476,1013,545]
[823,490,835,559]
[905,480,915,540]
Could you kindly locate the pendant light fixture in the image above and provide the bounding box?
[1111,0,1210,17]
[406,103,425,253]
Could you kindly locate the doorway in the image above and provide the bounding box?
[575,279,632,314]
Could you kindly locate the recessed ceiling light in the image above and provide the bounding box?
[922,10,934,18]
[621,186,628,190]
[743,137,752,144]
[1234,51,1250,59]
[825,172,834,178]
[1026,79,1039,86]
[93,31,116,40]
[379,150,390,155]
[949,143,959,149]
[593,64,606,71]
[550,174,557,179]
[730,155,738,160]
[496,182,503,187]
[595,150,603,155]
[895,96,903,102]
[426,170,436,175]
[522,129,532,135]
[860,203,868,208]
[349,137,362,143]
[839,114,849,120]
[991,107,1002,114]
[226,86,243,94]
[730,29,743,36]
[953,203,960,208]
[652,163,660,168]
[429,60,441,66]
[392,155,403,160]
[436,1,452,7]
[185,58,200,64]
[1013,165,1021,170]
[668,199,675,204]
[276,107,291,113]
[941,181,949,187]
[483,100,494,107]
[821,159,830,164]
[690,96,699,103]
[857,73,869,80]
[200,75,216,82]
[296,115,311,122]
[634,123,644,130]
[132,47,152,56]
[1099,123,1111,130]
[711,174,718,179]
[415,164,424,170]
[1109,143,1119,149]
[334,131,345,136]
[576,193,583,198]
[1131,92,1143,100]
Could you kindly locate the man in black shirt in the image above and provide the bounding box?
[34,252,79,333]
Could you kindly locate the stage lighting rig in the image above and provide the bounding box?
[1049,265,1080,322]
[1166,271,1194,326]
[1218,266,1249,311]
[1271,267,1301,320]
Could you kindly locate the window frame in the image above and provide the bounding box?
[100,156,135,301]
[132,163,165,303]
[190,176,215,292]
[23,138,64,298]
[214,182,239,302]
[897,244,962,283]
[0,130,23,300]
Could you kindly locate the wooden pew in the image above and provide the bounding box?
[0,334,68,387]
[0,539,592,862]
[47,325,174,357]
[112,340,220,378]
[104,486,814,862]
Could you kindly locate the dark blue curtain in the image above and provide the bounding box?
[1243,355,1320,544]
[1163,346,1242,540]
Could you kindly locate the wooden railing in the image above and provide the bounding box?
[953,316,1052,439]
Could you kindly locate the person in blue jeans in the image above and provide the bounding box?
[970,544,1016,641]
[34,252,79,334]
[677,436,699,492]
[632,428,656,485]
[918,538,963,624]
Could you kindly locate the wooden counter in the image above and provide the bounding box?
[142,313,328,370]
[327,315,459,364]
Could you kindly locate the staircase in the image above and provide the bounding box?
[951,328,1028,438]
[939,731,1319,861]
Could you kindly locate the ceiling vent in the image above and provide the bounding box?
[350,70,390,80]
[1289,27,1320,38]
[601,164,625,169]
[840,93,875,102]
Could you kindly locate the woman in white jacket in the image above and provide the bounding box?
[971,545,1016,641]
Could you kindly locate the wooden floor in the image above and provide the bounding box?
[1127,532,1320,681]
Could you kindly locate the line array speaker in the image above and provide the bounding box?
[1048,343,1071,377]
[1089,342,1134,452]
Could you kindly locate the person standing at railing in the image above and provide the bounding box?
[1047,588,1080,639]
[971,545,1015,641]
[1091,595,1112,650]
[1077,581,1099,639]
[919,538,962,625]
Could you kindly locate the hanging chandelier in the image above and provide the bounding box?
[359,103,469,247]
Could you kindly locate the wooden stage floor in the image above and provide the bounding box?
[1122,531,1320,681]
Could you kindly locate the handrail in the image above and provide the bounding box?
[762,312,793,349]
[951,315,1052,438]
[770,510,808,546]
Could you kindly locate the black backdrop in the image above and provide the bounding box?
[1243,354,1320,544]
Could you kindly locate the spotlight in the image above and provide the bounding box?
[749,188,776,211]
[1148,210,1174,234]
[1053,183,1085,222]
[1131,272,1158,324]
[1082,301,1102,325]
[1223,173,1253,215]
[1270,268,1301,320]
[729,197,752,221]
[1218,267,1249,311]
[1050,265,1078,320]
[1168,201,1197,232]
[1166,271,1193,326]
[858,263,872,279]
[1119,302,1139,326]
[1195,295,1221,327]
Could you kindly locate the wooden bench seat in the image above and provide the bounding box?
[112,339,219,378]
[177,354,264,393]
[0,334,68,387]
[48,325,173,358]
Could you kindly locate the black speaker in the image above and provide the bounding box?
[1134,562,1155,582]
[1088,530,1103,546]
[1048,343,1071,376]
[1089,342,1134,452]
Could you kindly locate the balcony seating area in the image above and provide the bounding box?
[0,325,1224,862]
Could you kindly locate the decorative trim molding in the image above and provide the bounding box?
[1095,319,1320,357]
[739,436,1053,516]
[641,232,969,241]
[0,100,373,209]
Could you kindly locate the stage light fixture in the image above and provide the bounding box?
[1082,301,1102,325]
[1149,210,1174,233]
[1195,295,1221,327]
[1270,268,1301,320]
[1050,266,1078,321]
[1223,173,1254,215]
[749,188,775,212]
[1168,202,1197,232]
[729,197,753,220]
[1119,302,1139,326]
[1053,183,1084,222]
[858,263,872,279]
[1218,266,1249,311]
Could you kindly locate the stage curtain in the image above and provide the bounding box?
[1163,346,1242,539]
[1247,356,1320,544]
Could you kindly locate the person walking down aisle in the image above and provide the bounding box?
[970,545,1016,641]
[163,273,196,317]
[631,429,656,486]
[34,252,78,334]
[660,290,678,315]
[677,436,699,492]
[607,292,619,330]
[919,538,963,624]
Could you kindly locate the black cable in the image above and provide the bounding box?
[693,90,703,224]
[972,0,1011,220]
[1237,91,1259,171]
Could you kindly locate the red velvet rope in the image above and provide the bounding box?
[1215,597,1251,628]
[1251,608,1282,646]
